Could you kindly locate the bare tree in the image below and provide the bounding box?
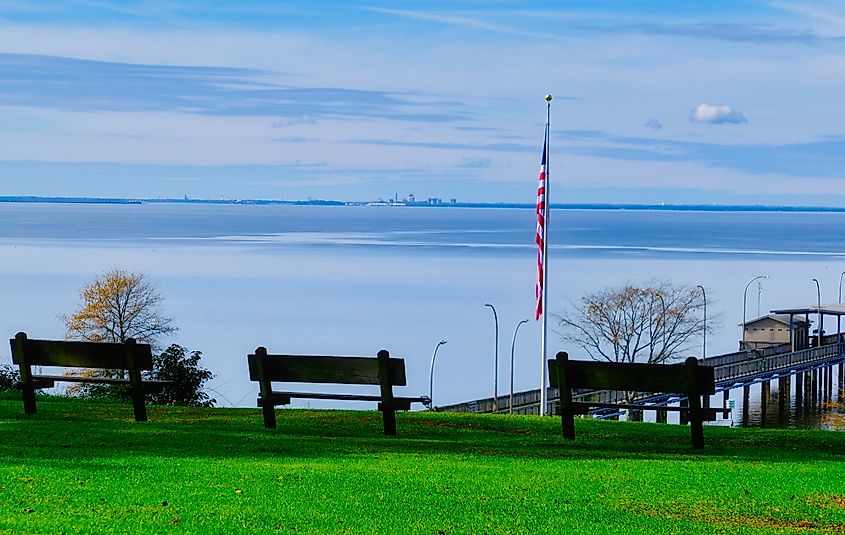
[554,280,711,364]
[63,268,176,348]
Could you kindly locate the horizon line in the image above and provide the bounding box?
[3,196,845,213]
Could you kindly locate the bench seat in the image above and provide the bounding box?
[28,374,172,392]
[259,391,427,411]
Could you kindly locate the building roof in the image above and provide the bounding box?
[770,304,845,316]
[740,313,811,327]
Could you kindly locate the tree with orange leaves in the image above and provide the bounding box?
[63,268,176,348]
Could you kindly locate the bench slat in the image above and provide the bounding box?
[570,401,725,419]
[247,354,407,386]
[553,359,716,395]
[29,374,173,386]
[258,392,421,412]
[260,391,426,403]
[265,392,384,402]
[11,338,153,370]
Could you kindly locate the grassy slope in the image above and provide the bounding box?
[0,395,844,534]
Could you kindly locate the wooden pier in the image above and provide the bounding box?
[438,339,845,417]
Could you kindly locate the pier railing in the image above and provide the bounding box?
[701,342,792,368]
[711,343,842,383]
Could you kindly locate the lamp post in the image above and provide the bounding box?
[812,278,822,345]
[839,271,845,347]
[696,285,707,359]
[484,303,499,412]
[428,340,447,410]
[509,319,529,414]
[742,275,767,348]
[656,292,667,361]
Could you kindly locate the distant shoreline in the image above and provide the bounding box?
[3,195,845,213]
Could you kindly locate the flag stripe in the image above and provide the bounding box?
[535,133,547,320]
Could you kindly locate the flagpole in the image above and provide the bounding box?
[539,94,552,416]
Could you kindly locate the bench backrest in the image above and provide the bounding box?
[247,351,407,386]
[10,332,154,370]
[548,353,715,395]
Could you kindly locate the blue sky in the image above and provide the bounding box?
[1,1,844,204]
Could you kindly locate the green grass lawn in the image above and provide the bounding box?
[1,394,844,534]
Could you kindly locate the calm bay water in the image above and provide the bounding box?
[0,202,842,426]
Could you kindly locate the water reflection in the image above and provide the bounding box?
[621,364,844,429]
[722,363,844,429]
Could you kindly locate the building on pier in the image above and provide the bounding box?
[739,314,810,351]
[769,304,845,351]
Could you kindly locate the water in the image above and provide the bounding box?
[723,368,843,429]
[1,202,844,427]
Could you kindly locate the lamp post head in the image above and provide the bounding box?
[745,275,768,292]
[545,94,553,102]
[439,340,447,346]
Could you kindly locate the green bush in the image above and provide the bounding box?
[0,364,19,392]
[148,344,215,407]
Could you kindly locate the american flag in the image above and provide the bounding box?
[535,132,547,320]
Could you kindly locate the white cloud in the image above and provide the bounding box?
[770,2,845,34]
[689,103,748,124]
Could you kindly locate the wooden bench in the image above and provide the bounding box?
[247,347,427,435]
[10,332,172,422]
[548,351,719,449]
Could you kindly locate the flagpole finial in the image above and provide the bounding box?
[544,94,553,102]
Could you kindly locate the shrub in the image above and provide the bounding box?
[148,344,215,407]
[0,364,20,392]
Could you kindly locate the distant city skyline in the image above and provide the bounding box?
[1,1,844,205]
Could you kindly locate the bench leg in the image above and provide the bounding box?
[690,413,704,449]
[381,407,397,436]
[559,403,575,440]
[262,399,277,429]
[688,398,705,449]
[561,413,575,440]
[21,383,37,415]
[679,399,689,425]
[255,348,277,429]
[131,391,148,422]
[376,349,397,436]
[126,347,148,422]
[683,357,706,449]
[554,353,576,440]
